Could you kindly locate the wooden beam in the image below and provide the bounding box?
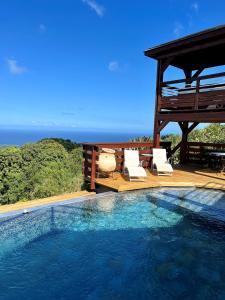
[184,68,205,85]
[183,67,203,82]
[153,60,163,148]
[178,122,199,164]
[191,68,204,80]
[158,120,169,133]
[153,119,161,148]
[157,37,225,60]
[161,57,174,73]
[162,71,225,86]
[179,121,189,164]
[178,121,186,133]
[83,142,154,149]
[157,111,225,123]
[171,141,182,155]
[183,69,192,88]
[144,26,225,59]
[183,69,192,81]
[187,122,199,134]
[153,57,173,148]
[179,121,199,134]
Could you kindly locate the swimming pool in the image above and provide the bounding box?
[1,188,225,300]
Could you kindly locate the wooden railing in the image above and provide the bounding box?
[82,142,171,190]
[161,72,225,112]
[186,142,225,164]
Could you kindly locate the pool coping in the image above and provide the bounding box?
[0,192,116,220]
[1,187,225,229]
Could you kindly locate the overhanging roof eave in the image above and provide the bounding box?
[144,24,225,60]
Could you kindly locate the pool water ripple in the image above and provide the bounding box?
[0,188,225,299]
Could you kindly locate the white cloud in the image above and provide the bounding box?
[173,22,184,38]
[82,0,105,17]
[6,59,27,75]
[191,2,199,13]
[108,61,119,72]
[39,24,46,33]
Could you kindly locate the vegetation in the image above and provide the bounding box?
[0,139,84,205]
[1,124,224,205]
[131,124,225,164]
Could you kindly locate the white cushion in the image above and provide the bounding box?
[126,166,147,177]
[156,163,173,173]
[124,149,140,168]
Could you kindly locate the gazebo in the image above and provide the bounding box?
[83,25,225,191]
[144,25,225,163]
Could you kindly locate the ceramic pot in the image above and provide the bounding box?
[98,148,116,173]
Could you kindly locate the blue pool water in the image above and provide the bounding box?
[1,188,225,300]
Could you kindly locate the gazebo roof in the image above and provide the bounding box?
[144,25,225,71]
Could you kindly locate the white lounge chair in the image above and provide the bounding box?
[152,148,173,176]
[123,149,147,181]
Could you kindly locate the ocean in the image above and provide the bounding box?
[0,129,150,146]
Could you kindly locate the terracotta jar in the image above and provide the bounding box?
[98,148,116,173]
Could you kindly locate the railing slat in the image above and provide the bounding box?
[186,142,225,164]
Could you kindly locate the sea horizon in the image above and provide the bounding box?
[0,128,152,146]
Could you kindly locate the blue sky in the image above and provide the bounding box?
[0,0,225,135]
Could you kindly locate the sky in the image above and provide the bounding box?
[0,0,225,135]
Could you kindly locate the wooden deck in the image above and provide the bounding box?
[95,167,225,192]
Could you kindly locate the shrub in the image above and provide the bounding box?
[130,124,225,165]
[0,139,84,205]
[0,147,25,204]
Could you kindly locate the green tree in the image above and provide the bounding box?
[0,139,84,204]
[0,147,25,204]
[189,124,225,143]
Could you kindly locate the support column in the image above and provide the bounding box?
[178,122,199,164]
[153,60,162,148]
[153,119,161,148]
[183,71,192,154]
[171,122,199,161]
[183,69,192,87]
[153,58,173,147]
[179,122,189,164]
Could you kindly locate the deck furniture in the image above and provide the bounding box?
[123,149,147,181]
[82,142,171,190]
[208,152,225,172]
[152,148,173,176]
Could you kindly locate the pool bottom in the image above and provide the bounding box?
[1,222,225,300]
[1,188,225,300]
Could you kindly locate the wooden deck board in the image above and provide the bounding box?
[95,167,225,192]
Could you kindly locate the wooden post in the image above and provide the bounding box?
[153,120,161,148]
[195,78,200,110]
[179,121,189,164]
[172,122,199,164]
[153,60,163,148]
[183,69,192,87]
[153,58,173,148]
[90,146,97,190]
